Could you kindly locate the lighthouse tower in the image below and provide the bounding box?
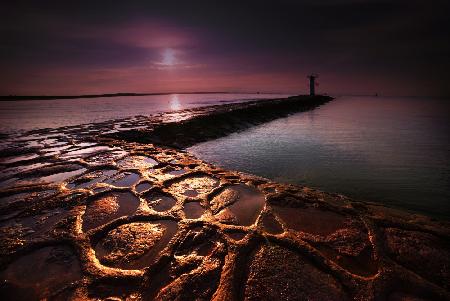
[307,74,318,96]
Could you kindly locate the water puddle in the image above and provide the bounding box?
[314,244,378,277]
[60,146,112,159]
[272,205,347,236]
[213,185,265,226]
[82,192,140,231]
[183,189,199,197]
[0,245,82,300]
[41,168,87,184]
[66,169,116,189]
[94,220,178,269]
[104,172,140,187]
[226,231,247,241]
[0,178,20,189]
[165,168,188,176]
[43,144,72,153]
[259,213,284,234]
[0,153,39,164]
[0,208,71,240]
[183,202,204,219]
[135,182,152,193]
[144,192,177,212]
[0,190,58,207]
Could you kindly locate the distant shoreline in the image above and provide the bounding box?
[0,91,239,101]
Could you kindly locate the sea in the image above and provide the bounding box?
[189,96,450,219]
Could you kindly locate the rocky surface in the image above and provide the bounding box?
[0,96,449,300]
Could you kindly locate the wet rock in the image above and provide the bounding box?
[384,228,450,290]
[84,149,128,166]
[169,175,219,198]
[311,223,378,277]
[244,244,348,300]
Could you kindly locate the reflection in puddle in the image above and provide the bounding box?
[226,232,246,241]
[41,168,87,184]
[183,202,204,219]
[105,172,140,187]
[0,153,39,164]
[166,169,188,176]
[0,208,70,241]
[135,182,152,193]
[60,146,112,158]
[145,192,177,212]
[67,169,116,189]
[82,192,140,231]
[213,185,265,226]
[0,190,58,206]
[272,205,347,236]
[260,213,283,234]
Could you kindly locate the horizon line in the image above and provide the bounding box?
[0,91,447,101]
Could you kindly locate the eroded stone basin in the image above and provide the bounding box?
[94,220,178,269]
[169,175,219,198]
[213,184,265,226]
[104,172,140,187]
[135,181,152,193]
[82,192,140,231]
[144,191,177,212]
[116,155,158,169]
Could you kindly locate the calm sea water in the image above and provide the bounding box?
[0,93,290,133]
[189,96,450,219]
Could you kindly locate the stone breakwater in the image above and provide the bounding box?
[0,96,448,300]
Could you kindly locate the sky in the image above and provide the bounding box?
[1,0,449,96]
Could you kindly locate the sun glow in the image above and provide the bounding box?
[162,48,176,66]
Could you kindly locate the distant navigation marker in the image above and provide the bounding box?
[307,74,318,96]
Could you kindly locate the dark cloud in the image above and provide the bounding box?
[1,0,449,96]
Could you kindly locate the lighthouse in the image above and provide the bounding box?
[307,74,317,96]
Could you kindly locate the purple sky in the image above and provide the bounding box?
[1,0,449,96]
